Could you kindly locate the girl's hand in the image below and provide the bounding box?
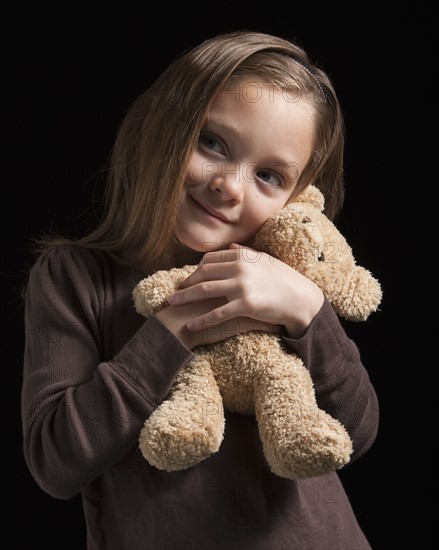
[155,298,282,350]
[166,243,324,339]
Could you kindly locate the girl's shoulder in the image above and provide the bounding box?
[22,243,140,307]
[23,244,113,302]
[31,243,110,275]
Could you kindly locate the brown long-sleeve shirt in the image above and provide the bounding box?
[21,244,379,549]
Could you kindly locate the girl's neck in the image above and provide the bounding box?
[145,239,204,275]
[168,239,204,269]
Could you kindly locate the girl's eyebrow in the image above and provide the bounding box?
[203,119,240,136]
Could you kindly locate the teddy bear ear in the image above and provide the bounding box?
[294,185,325,211]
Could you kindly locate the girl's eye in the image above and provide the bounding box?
[256,169,283,188]
[199,132,225,155]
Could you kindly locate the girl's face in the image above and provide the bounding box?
[175,80,315,254]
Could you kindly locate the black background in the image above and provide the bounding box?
[4,4,433,549]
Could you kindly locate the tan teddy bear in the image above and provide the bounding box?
[132,185,382,480]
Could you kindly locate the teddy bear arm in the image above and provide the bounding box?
[133,265,198,317]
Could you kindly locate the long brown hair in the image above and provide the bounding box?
[26,30,345,272]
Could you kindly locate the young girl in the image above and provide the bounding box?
[22,30,378,549]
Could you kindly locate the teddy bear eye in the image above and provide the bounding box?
[318,252,325,261]
[301,216,311,223]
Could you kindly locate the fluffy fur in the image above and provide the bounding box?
[132,186,382,479]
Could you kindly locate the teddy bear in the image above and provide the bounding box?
[132,185,382,480]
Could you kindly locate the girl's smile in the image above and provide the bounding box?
[187,193,234,224]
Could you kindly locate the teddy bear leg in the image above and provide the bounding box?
[138,354,225,471]
[254,354,353,480]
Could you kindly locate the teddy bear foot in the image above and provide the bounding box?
[138,403,224,471]
[260,408,353,480]
[138,356,225,471]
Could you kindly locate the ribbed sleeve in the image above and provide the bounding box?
[281,298,379,463]
[21,246,194,499]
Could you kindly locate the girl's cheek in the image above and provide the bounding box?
[185,154,205,186]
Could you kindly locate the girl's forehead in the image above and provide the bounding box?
[209,79,315,121]
[214,76,314,108]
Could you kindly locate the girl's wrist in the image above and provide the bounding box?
[283,287,324,339]
[154,308,196,350]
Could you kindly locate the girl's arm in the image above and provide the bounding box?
[21,246,194,500]
[281,298,379,464]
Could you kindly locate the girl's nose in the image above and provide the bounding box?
[208,163,244,203]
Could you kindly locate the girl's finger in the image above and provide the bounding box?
[168,279,236,305]
[200,247,241,265]
[186,301,242,331]
[179,262,237,289]
[199,244,259,265]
